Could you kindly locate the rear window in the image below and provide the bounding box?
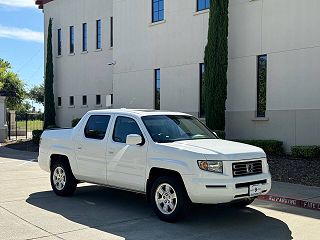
[84,115,111,140]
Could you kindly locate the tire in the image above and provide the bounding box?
[50,161,77,197]
[233,198,256,208]
[151,176,190,222]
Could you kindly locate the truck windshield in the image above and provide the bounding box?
[142,115,217,143]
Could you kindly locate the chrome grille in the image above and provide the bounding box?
[232,160,263,177]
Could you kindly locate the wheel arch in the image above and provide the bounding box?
[146,167,189,202]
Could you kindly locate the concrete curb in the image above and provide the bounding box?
[258,194,320,212]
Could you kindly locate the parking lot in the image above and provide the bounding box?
[0,147,319,240]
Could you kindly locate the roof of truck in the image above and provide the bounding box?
[87,109,191,117]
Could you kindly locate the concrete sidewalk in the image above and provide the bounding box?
[258,181,320,211]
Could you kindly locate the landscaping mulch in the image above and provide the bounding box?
[268,155,320,187]
[3,140,39,153]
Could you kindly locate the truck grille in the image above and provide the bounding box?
[232,160,263,177]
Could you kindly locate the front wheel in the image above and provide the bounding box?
[151,176,190,222]
[50,161,77,197]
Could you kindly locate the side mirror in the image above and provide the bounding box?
[126,134,143,145]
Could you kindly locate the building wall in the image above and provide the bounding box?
[226,0,320,150]
[44,0,114,127]
[113,0,209,116]
[43,0,320,150]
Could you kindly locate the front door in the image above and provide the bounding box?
[75,115,111,184]
[107,116,148,192]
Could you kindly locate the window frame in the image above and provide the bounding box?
[84,115,111,140]
[112,116,145,144]
[82,95,87,106]
[110,17,113,48]
[199,63,205,118]
[96,19,102,49]
[152,0,165,23]
[69,26,74,54]
[82,23,87,52]
[154,69,160,110]
[197,0,210,12]
[57,97,62,107]
[57,28,62,56]
[256,54,268,118]
[69,96,74,106]
[96,95,101,105]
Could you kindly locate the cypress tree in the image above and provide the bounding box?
[44,18,56,129]
[204,0,229,131]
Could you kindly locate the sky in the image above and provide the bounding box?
[0,0,44,110]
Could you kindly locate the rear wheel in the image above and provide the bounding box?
[50,161,77,196]
[151,176,189,222]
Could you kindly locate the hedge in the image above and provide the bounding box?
[72,118,81,127]
[234,140,284,155]
[291,146,320,158]
[32,130,44,145]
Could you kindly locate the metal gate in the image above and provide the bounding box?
[7,112,44,140]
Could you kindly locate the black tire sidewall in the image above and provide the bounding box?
[151,176,189,222]
[50,162,76,196]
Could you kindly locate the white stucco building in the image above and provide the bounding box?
[37,0,320,150]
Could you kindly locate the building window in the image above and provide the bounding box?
[110,17,113,47]
[57,29,62,56]
[155,69,160,110]
[199,63,205,118]
[152,0,164,23]
[257,55,267,118]
[96,95,101,105]
[82,23,87,51]
[57,97,62,107]
[82,95,87,106]
[69,26,74,54]
[96,19,101,49]
[69,96,74,106]
[197,0,210,11]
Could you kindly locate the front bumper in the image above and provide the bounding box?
[182,173,272,204]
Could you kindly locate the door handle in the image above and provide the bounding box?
[77,147,82,150]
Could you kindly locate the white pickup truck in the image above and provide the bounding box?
[38,109,271,222]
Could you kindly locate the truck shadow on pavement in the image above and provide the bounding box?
[26,185,293,240]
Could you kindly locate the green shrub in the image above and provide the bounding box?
[214,130,225,139]
[291,146,320,158]
[32,130,44,144]
[234,140,284,155]
[72,118,81,127]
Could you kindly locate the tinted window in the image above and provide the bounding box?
[84,115,111,140]
[113,117,143,143]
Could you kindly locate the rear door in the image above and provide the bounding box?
[75,114,112,184]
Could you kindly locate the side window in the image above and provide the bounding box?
[84,115,111,140]
[113,116,143,143]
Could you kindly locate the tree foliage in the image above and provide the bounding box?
[204,0,229,131]
[44,18,56,129]
[29,84,44,105]
[0,59,26,110]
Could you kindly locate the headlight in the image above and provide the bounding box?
[198,160,223,173]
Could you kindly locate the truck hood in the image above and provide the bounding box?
[161,139,266,161]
